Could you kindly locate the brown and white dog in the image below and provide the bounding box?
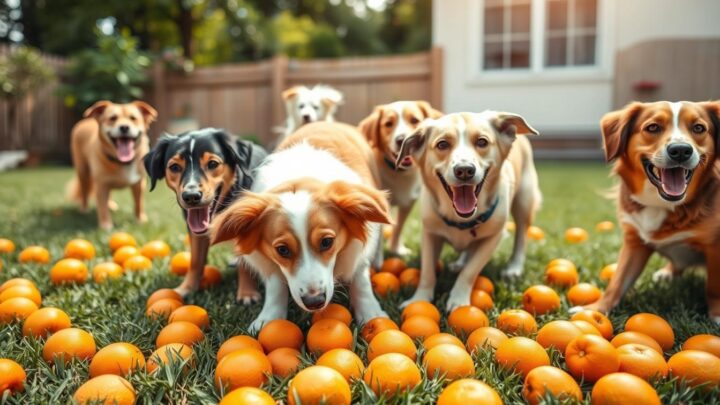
[212,122,392,331]
[359,101,443,255]
[396,112,541,311]
[281,85,343,139]
[580,101,720,323]
[68,100,157,230]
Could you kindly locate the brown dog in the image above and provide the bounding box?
[583,101,720,323]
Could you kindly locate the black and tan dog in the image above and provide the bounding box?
[144,128,267,299]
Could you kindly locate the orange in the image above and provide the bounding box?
[536,320,583,353]
[22,307,71,338]
[399,268,420,288]
[448,305,489,335]
[363,353,421,396]
[169,305,210,329]
[219,387,275,405]
[50,258,88,285]
[616,343,668,380]
[527,225,545,241]
[466,327,508,352]
[522,285,561,315]
[267,347,301,377]
[496,336,550,377]
[63,239,96,260]
[311,303,352,326]
[371,272,400,297]
[169,251,191,276]
[0,238,15,254]
[18,246,50,264]
[382,225,393,240]
[73,374,136,405]
[667,350,720,389]
[437,379,503,405]
[156,321,205,347]
[522,366,582,405]
[683,334,720,357]
[217,335,264,361]
[473,275,495,295]
[496,309,537,335]
[547,258,577,271]
[570,309,613,339]
[367,329,417,361]
[258,319,304,352]
[140,240,171,260]
[572,319,603,336]
[600,263,617,281]
[545,264,579,287]
[307,319,353,355]
[380,257,406,276]
[0,278,35,293]
[591,372,661,405]
[470,289,494,311]
[0,284,42,306]
[215,348,271,390]
[113,246,140,265]
[401,301,441,323]
[424,333,465,351]
[423,343,475,381]
[287,365,351,405]
[361,317,399,342]
[89,342,145,377]
[146,343,194,373]
[611,331,663,354]
[0,297,38,323]
[565,334,619,382]
[146,288,183,309]
[200,265,222,289]
[42,327,96,364]
[624,313,674,351]
[401,315,440,340]
[146,298,183,319]
[0,358,25,395]
[596,221,615,232]
[567,283,602,306]
[123,255,152,271]
[183,234,190,245]
[565,227,589,243]
[108,232,137,252]
[92,262,124,283]
[317,348,364,382]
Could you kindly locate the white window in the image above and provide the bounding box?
[545,0,597,67]
[483,0,532,70]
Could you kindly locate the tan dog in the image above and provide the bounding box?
[68,101,157,229]
[396,112,541,311]
[281,85,343,139]
[359,101,443,255]
[580,101,720,323]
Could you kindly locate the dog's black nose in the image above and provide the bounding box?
[181,190,202,205]
[454,164,476,181]
[119,125,130,134]
[301,293,326,310]
[667,143,693,163]
[302,115,312,123]
[395,136,405,148]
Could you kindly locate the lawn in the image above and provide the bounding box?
[0,162,719,404]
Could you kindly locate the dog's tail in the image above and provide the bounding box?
[65,175,93,205]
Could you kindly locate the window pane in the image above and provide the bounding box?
[484,6,504,35]
[510,3,531,34]
[510,40,530,68]
[484,40,504,70]
[547,0,568,31]
[573,34,596,65]
[574,0,597,29]
[546,36,567,66]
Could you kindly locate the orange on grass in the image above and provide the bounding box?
[63,239,96,260]
[146,343,194,373]
[547,258,577,271]
[123,255,152,272]
[470,289,494,311]
[217,335,264,361]
[307,319,353,355]
[616,343,668,380]
[591,373,661,405]
[363,353,421,396]
[624,313,674,351]
[683,334,720,358]
[437,379,503,405]
[522,366,582,405]
[367,329,417,362]
[401,301,441,323]
[567,283,602,306]
[92,262,124,283]
[287,365,351,405]
[401,315,440,340]
[527,226,545,241]
[545,264,579,288]
[156,321,205,348]
[311,303,352,326]
[399,268,420,288]
[0,284,42,306]
[219,388,275,405]
[42,328,96,364]
[22,307,71,338]
[73,375,136,405]
[169,251,191,276]
[611,331,663,354]
[473,275,495,295]
[0,278,35,293]
[371,272,400,297]
[448,305,489,336]
[215,348,271,390]
[536,320,583,353]
[572,320,603,336]
[667,350,720,390]
[140,240,171,260]
[146,298,183,319]
[570,309,613,339]
[18,246,50,264]
[50,258,88,285]
[169,305,210,329]
[565,227,589,243]
[361,317,399,342]
[267,347,301,377]
[0,358,25,395]
[89,342,145,377]
[380,257,406,276]
[600,263,617,281]
[113,246,140,265]
[466,327,508,352]
[424,333,465,351]
[146,289,183,309]
[565,334,619,382]
[258,319,304,352]
[496,309,537,335]
[0,238,15,254]
[317,348,365,382]
[0,297,38,323]
[423,344,475,381]
[108,232,137,252]
[596,221,615,232]
[200,265,222,289]
[496,337,550,377]
[522,285,561,315]
[382,225,393,240]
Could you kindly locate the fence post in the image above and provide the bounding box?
[151,62,168,141]
[270,54,288,136]
[430,46,444,111]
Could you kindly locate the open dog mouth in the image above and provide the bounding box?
[112,137,136,162]
[185,186,222,234]
[436,170,486,218]
[391,152,413,169]
[642,158,694,202]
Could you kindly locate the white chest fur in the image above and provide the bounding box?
[622,206,695,246]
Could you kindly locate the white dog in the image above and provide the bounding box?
[281,85,343,138]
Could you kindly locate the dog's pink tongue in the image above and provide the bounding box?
[115,139,136,162]
[401,157,413,166]
[452,185,477,215]
[187,207,210,234]
[660,168,686,196]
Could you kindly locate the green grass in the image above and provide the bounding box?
[0,163,719,404]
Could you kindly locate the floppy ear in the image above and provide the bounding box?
[143,135,173,191]
[700,101,720,158]
[212,130,244,168]
[358,107,384,147]
[282,86,301,101]
[325,181,392,243]
[83,101,112,119]
[132,101,158,126]
[416,101,443,119]
[210,193,273,252]
[600,102,644,162]
[395,124,430,168]
[492,112,539,140]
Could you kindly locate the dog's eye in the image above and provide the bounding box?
[299,103,305,109]
[692,124,706,134]
[168,163,182,173]
[312,104,319,110]
[476,138,489,148]
[645,123,661,133]
[275,245,291,258]
[409,117,420,125]
[207,160,220,170]
[129,116,137,121]
[109,115,118,122]
[436,140,450,150]
[384,121,394,128]
[319,237,334,251]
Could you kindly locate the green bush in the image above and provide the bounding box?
[0,46,55,101]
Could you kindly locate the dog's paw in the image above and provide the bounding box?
[99,221,113,231]
[108,200,119,211]
[391,244,413,257]
[568,305,584,314]
[652,267,674,283]
[400,288,434,308]
[501,265,523,278]
[236,289,261,305]
[136,213,148,224]
[248,311,285,333]
[354,307,389,325]
[173,282,198,298]
[445,295,470,313]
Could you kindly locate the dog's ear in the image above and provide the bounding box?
[358,107,384,147]
[282,86,301,101]
[396,124,431,168]
[144,135,173,191]
[324,181,392,243]
[83,101,112,119]
[601,102,644,162]
[212,130,244,168]
[416,101,443,119]
[211,193,273,252]
[700,101,720,158]
[132,101,158,126]
[319,86,343,104]
[492,112,539,141]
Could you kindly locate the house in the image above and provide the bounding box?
[433,0,720,158]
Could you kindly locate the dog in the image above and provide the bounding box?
[212,122,392,331]
[143,128,268,300]
[359,101,443,255]
[281,85,343,138]
[395,112,541,311]
[68,100,157,230]
[580,101,720,323]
